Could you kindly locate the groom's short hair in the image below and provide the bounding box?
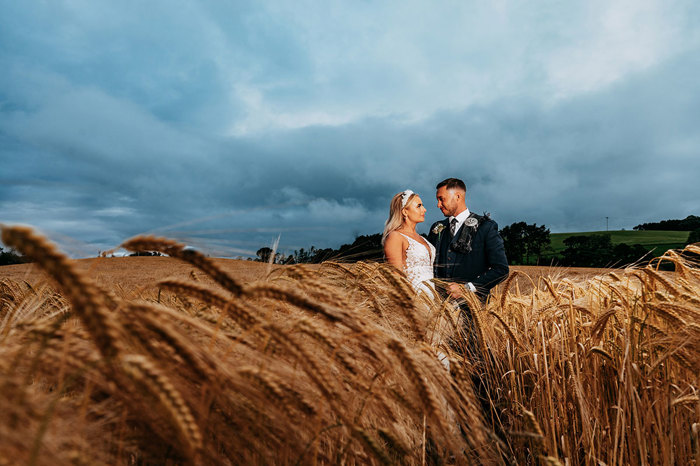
[436,178,466,192]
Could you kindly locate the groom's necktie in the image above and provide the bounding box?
[450,217,458,236]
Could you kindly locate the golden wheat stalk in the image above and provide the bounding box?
[542,278,561,304]
[609,284,631,308]
[648,303,687,326]
[371,266,426,340]
[591,307,617,342]
[387,338,449,441]
[498,270,519,309]
[489,310,521,348]
[121,354,202,461]
[243,282,365,333]
[294,318,360,376]
[319,261,355,277]
[40,333,104,378]
[630,316,667,338]
[258,322,398,463]
[642,267,680,294]
[521,407,547,450]
[541,456,565,466]
[461,289,489,358]
[656,301,700,321]
[671,395,699,407]
[352,427,393,465]
[158,279,261,331]
[1,226,124,361]
[123,302,218,381]
[237,366,317,420]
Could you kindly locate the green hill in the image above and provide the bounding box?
[548,230,690,258]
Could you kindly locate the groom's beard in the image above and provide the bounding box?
[441,206,456,217]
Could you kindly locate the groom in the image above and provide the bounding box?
[427,178,510,456]
[428,177,509,302]
[427,178,509,352]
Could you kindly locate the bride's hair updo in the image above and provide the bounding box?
[382,190,417,245]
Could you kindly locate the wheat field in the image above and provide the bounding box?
[0,225,698,465]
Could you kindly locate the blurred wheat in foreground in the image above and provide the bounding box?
[0,226,698,465]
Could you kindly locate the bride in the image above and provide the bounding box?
[382,189,436,295]
[383,190,454,368]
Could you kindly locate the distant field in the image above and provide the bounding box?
[548,230,690,257]
[0,257,605,295]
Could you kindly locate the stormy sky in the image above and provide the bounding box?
[1,1,699,258]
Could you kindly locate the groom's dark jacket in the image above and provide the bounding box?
[427,212,509,302]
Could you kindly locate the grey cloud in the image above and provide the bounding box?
[2,2,699,257]
[5,53,700,255]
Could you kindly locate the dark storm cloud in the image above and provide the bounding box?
[2,1,699,257]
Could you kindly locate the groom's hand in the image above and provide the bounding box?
[447,283,465,299]
[447,282,477,299]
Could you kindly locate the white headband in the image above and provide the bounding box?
[400,189,414,208]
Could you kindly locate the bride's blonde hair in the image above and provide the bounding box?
[382,190,417,245]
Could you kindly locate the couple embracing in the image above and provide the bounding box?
[382,177,509,354]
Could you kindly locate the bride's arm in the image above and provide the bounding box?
[383,232,406,271]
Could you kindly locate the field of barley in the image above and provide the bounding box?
[1,225,698,465]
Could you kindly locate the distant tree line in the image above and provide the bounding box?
[499,227,660,268]
[254,214,699,268]
[501,216,698,267]
[634,215,700,231]
[0,247,30,266]
[255,234,383,264]
[632,215,700,259]
[558,235,650,268]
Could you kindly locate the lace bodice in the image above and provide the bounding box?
[397,232,436,294]
[397,232,450,370]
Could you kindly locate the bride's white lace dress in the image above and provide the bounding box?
[397,232,452,369]
[396,232,436,295]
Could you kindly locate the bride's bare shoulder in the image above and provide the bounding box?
[385,230,407,241]
[384,231,408,249]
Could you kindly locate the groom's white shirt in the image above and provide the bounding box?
[448,208,477,293]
